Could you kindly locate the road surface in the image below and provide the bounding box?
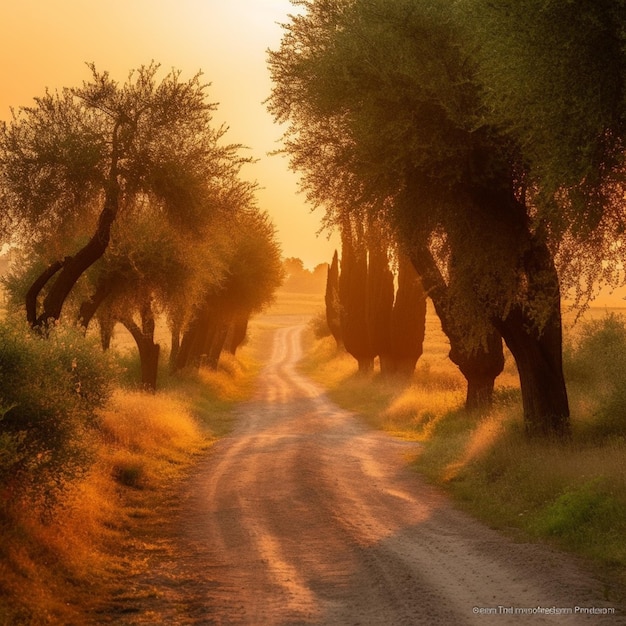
[109,324,619,624]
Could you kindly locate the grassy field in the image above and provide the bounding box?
[300,300,626,604]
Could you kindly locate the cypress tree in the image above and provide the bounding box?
[324,250,343,348]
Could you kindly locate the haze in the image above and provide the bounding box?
[0,0,338,269]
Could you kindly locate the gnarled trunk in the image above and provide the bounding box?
[493,231,570,438]
[30,122,123,329]
[495,305,569,437]
[407,242,504,412]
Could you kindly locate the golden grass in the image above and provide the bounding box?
[0,324,265,623]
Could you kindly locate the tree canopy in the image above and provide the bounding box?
[268,0,618,435]
[0,63,249,328]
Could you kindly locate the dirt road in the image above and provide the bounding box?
[112,324,619,625]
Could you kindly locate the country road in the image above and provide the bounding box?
[110,323,619,625]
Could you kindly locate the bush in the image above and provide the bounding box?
[0,317,116,511]
[565,313,626,439]
[309,309,331,339]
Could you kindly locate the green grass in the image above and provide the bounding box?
[301,310,626,604]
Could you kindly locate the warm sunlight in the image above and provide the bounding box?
[1,2,625,623]
[0,0,336,269]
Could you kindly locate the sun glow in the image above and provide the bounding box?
[0,0,337,269]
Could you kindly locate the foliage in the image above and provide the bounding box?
[565,313,626,439]
[0,316,115,510]
[281,257,328,294]
[0,62,249,327]
[324,250,342,346]
[459,0,626,305]
[309,309,331,339]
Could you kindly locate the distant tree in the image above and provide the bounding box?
[339,218,375,372]
[281,256,327,293]
[0,63,244,331]
[324,250,343,348]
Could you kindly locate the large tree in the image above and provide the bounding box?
[0,63,245,330]
[268,0,572,434]
[459,0,626,305]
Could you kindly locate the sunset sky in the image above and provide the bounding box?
[0,1,339,269]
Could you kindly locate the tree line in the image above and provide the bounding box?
[268,0,626,439]
[0,63,283,391]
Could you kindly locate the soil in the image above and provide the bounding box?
[97,324,622,625]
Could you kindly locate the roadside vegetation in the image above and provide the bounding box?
[302,305,626,603]
[0,311,261,625]
[0,62,285,624]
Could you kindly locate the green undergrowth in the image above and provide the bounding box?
[300,322,626,604]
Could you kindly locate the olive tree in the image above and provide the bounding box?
[268,0,572,434]
[0,63,244,330]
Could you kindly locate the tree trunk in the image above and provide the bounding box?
[388,253,427,379]
[25,260,63,326]
[176,303,214,370]
[449,329,504,412]
[492,229,570,438]
[98,311,116,351]
[207,321,230,370]
[31,121,123,329]
[120,298,160,391]
[77,272,119,329]
[169,321,181,371]
[495,305,570,437]
[227,310,250,355]
[407,242,504,411]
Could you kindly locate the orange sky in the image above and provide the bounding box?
[0,0,339,269]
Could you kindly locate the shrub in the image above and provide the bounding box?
[309,309,331,339]
[564,313,626,439]
[0,317,116,511]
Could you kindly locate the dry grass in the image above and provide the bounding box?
[0,387,209,624]
[0,324,265,624]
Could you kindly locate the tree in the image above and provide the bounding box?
[175,207,283,371]
[460,0,626,306]
[324,250,343,348]
[0,63,244,330]
[339,218,375,372]
[268,0,568,433]
[366,229,395,375]
[388,253,427,380]
[281,257,328,293]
